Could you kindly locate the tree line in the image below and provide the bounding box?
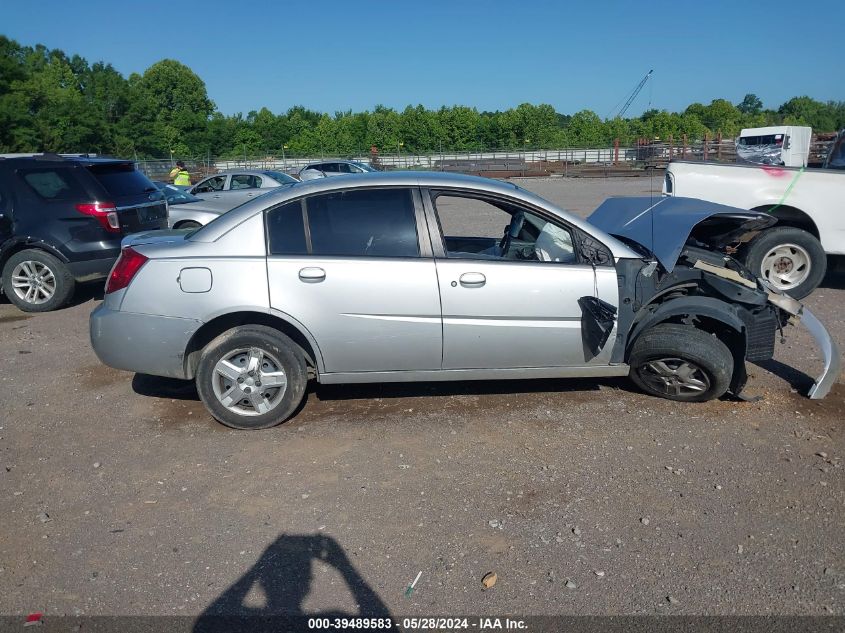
[2,35,844,159]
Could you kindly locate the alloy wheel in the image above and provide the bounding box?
[637,357,711,398]
[10,260,56,305]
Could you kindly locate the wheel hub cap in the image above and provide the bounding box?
[211,347,287,417]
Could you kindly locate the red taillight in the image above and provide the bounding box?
[76,202,119,233]
[106,247,148,294]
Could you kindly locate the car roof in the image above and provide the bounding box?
[301,159,363,168]
[191,171,641,261]
[0,153,134,167]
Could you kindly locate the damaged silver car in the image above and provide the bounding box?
[89,172,839,429]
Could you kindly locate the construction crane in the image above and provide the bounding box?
[611,69,653,119]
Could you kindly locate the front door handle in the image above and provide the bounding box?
[212,194,222,198]
[298,267,326,282]
[459,272,486,287]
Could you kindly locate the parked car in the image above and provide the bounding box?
[90,172,838,429]
[299,160,376,181]
[664,133,845,298]
[153,181,226,229]
[0,154,167,312]
[188,170,297,214]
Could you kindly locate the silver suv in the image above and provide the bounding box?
[89,172,838,429]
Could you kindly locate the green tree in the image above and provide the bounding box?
[737,93,763,115]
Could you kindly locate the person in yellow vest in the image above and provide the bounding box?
[168,161,191,186]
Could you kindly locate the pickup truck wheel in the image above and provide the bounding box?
[629,324,732,402]
[196,325,307,429]
[2,249,75,313]
[743,227,826,299]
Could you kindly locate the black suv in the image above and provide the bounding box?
[0,154,168,312]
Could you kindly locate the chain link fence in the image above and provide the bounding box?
[136,136,836,182]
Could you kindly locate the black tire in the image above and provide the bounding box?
[743,227,826,299]
[176,220,202,229]
[2,249,75,313]
[628,324,733,402]
[195,325,307,429]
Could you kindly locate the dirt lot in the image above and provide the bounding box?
[0,177,843,621]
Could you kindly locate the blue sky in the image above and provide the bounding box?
[3,0,843,117]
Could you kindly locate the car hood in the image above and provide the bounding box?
[587,196,776,272]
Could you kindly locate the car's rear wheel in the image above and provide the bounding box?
[628,324,733,402]
[176,220,202,229]
[743,227,826,299]
[195,325,307,429]
[2,249,75,312]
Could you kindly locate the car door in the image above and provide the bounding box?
[425,189,619,370]
[190,175,231,211]
[225,174,265,206]
[266,186,442,374]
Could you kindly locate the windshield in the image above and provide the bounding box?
[826,134,845,169]
[350,162,376,172]
[262,170,298,184]
[154,182,202,204]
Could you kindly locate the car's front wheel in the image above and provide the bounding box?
[628,324,733,402]
[196,325,307,429]
[2,249,76,312]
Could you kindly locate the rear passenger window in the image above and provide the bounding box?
[230,174,262,190]
[267,201,308,256]
[19,169,85,200]
[306,189,418,257]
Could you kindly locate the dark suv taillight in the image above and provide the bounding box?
[106,247,148,294]
[76,201,119,233]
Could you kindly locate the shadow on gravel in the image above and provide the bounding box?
[752,358,815,394]
[67,281,105,307]
[310,376,619,404]
[132,373,198,400]
[193,534,396,633]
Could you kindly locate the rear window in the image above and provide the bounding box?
[87,163,157,197]
[263,171,297,184]
[19,168,87,200]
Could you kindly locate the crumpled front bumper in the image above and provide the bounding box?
[801,307,841,399]
[764,288,841,399]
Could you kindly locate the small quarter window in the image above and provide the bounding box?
[267,201,308,256]
[19,169,85,200]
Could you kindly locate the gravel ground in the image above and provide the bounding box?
[0,177,843,621]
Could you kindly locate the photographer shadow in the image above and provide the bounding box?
[193,534,396,633]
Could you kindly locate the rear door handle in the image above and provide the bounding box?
[212,194,222,198]
[299,267,326,282]
[459,272,486,287]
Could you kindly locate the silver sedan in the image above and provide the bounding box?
[90,172,838,429]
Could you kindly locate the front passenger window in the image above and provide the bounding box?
[194,176,226,193]
[432,192,576,264]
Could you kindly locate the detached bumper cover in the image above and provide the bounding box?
[89,304,201,380]
[801,307,841,399]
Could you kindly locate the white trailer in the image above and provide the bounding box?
[736,125,812,168]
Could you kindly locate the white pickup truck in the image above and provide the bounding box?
[663,131,845,298]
